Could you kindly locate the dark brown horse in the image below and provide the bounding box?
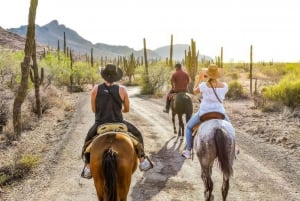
[194,119,235,201]
[170,92,193,139]
[90,132,138,201]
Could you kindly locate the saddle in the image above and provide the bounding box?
[83,123,144,158]
[192,112,225,136]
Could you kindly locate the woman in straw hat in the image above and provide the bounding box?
[182,64,230,159]
[81,63,153,178]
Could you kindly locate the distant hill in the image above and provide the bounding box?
[5,20,212,61]
[8,20,161,59]
[0,26,45,53]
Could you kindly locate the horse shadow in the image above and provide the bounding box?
[130,135,185,200]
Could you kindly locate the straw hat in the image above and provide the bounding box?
[204,64,221,79]
[100,63,123,82]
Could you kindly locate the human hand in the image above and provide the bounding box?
[198,71,205,81]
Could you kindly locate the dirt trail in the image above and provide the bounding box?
[2,86,299,201]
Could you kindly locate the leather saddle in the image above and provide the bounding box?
[192,112,225,136]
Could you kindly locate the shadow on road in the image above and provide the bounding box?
[130,135,186,200]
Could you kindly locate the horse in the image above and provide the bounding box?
[170,92,193,139]
[89,131,138,201]
[193,118,235,201]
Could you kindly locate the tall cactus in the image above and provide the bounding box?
[169,34,173,68]
[57,40,60,60]
[220,46,223,68]
[30,39,44,118]
[185,39,198,92]
[250,44,253,95]
[13,0,38,138]
[143,38,149,76]
[91,48,94,67]
[63,32,66,55]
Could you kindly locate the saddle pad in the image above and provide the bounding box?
[97,123,128,134]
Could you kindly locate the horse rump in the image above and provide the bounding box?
[214,128,233,178]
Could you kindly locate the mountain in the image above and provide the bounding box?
[5,20,212,61]
[0,26,45,53]
[8,20,161,59]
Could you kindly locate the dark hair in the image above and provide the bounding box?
[175,63,181,68]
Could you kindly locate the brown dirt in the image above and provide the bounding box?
[0,86,299,201]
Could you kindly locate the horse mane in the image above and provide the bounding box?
[102,148,118,201]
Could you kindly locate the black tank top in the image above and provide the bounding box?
[95,83,123,124]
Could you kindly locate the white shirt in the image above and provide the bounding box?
[198,82,228,117]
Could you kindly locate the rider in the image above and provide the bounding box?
[163,63,190,113]
[181,64,231,159]
[81,63,153,179]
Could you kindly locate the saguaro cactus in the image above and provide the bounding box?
[63,32,66,55]
[169,34,173,68]
[250,45,253,95]
[185,39,198,92]
[13,0,38,138]
[30,39,44,117]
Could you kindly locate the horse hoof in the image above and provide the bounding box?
[180,136,184,140]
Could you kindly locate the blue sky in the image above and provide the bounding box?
[0,0,299,62]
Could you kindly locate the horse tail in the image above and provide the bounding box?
[102,148,118,201]
[214,128,233,178]
[184,94,193,120]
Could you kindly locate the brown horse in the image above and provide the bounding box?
[170,92,193,139]
[90,132,138,201]
[194,119,235,201]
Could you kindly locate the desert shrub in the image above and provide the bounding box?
[0,50,23,89]
[262,74,300,109]
[226,80,248,100]
[138,64,170,96]
[0,153,40,186]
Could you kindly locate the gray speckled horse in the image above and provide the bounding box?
[194,119,236,201]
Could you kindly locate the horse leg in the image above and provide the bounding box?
[201,167,214,201]
[221,175,230,201]
[178,114,184,140]
[172,113,177,134]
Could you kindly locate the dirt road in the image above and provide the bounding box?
[3,86,299,201]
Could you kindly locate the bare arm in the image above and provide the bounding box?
[91,85,98,113]
[119,85,129,113]
[193,71,205,94]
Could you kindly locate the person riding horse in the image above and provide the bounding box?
[163,63,190,113]
[182,64,231,159]
[81,63,153,179]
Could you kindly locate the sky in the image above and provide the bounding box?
[0,0,299,62]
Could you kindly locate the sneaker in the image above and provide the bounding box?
[139,159,153,171]
[81,165,92,179]
[163,109,169,113]
[181,150,191,159]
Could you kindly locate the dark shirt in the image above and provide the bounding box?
[171,69,189,92]
[95,83,123,124]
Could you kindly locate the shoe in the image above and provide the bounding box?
[139,158,153,171]
[81,165,92,179]
[181,150,191,159]
[163,109,169,113]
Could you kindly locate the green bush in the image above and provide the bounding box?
[226,80,247,100]
[138,64,170,95]
[262,73,300,109]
